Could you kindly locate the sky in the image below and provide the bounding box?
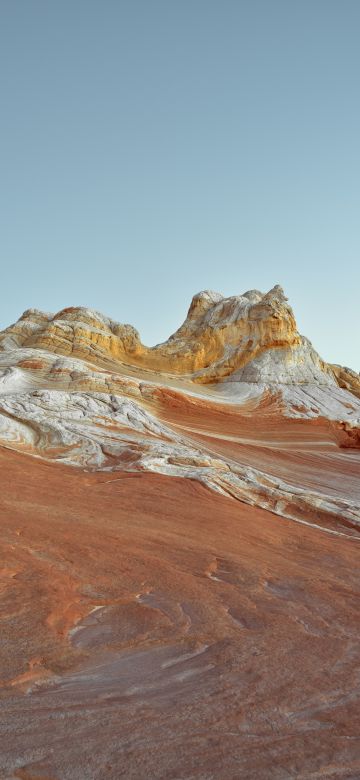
[0,0,359,370]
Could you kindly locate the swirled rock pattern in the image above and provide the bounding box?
[0,286,359,779]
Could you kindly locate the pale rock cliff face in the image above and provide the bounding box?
[330,362,360,399]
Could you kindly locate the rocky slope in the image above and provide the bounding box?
[0,284,359,531]
[0,286,359,779]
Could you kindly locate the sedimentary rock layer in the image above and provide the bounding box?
[1,285,358,388]
[0,286,359,778]
[0,286,359,534]
[0,449,359,779]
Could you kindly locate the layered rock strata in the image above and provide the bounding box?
[0,285,359,534]
[0,286,360,779]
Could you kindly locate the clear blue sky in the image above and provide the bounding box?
[0,0,359,369]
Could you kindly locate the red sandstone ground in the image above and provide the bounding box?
[0,447,359,779]
[152,387,360,495]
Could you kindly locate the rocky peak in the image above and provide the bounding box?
[0,286,359,397]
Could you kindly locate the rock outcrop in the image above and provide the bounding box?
[0,285,359,530]
[2,284,355,390]
[330,362,360,399]
[1,285,360,779]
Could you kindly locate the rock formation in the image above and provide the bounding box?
[0,285,344,381]
[0,286,359,779]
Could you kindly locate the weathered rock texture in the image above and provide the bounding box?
[0,286,359,779]
[1,285,354,385]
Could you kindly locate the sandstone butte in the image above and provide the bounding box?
[0,284,359,780]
